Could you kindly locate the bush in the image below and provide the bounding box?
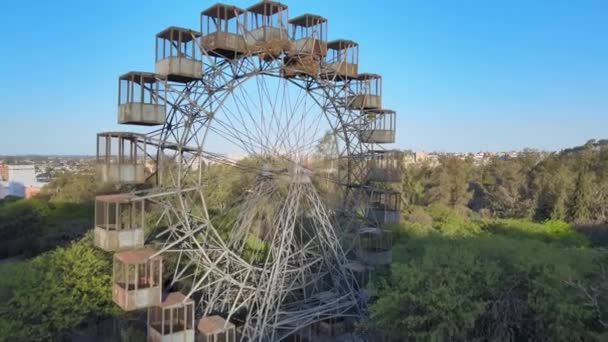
[0,241,118,340]
[0,198,93,258]
[483,219,589,247]
[369,209,606,341]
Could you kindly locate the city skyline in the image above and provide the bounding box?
[0,0,606,155]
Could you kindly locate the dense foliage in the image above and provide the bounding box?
[0,173,101,258]
[368,205,608,341]
[1,142,607,340]
[400,140,608,245]
[0,198,93,258]
[0,241,118,341]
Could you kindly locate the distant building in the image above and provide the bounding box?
[36,172,52,183]
[0,165,48,200]
[414,151,428,163]
[25,186,42,199]
[0,162,7,181]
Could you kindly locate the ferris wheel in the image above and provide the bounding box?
[93,1,401,341]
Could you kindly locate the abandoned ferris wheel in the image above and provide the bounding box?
[93,1,401,341]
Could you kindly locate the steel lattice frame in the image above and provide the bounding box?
[115,23,387,341]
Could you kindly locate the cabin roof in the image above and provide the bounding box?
[313,290,338,304]
[201,3,246,19]
[357,73,381,80]
[288,13,327,27]
[364,108,396,115]
[160,292,194,308]
[115,249,157,264]
[369,149,402,155]
[197,315,235,334]
[119,71,163,83]
[359,226,382,235]
[156,26,201,42]
[247,1,288,15]
[366,187,401,196]
[97,131,147,140]
[345,260,367,273]
[95,193,135,203]
[327,39,358,50]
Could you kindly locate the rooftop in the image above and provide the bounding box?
[345,260,367,273]
[160,292,194,308]
[357,73,382,80]
[359,226,382,235]
[364,108,396,115]
[97,131,147,140]
[369,149,401,155]
[115,249,158,263]
[288,13,327,27]
[95,193,136,203]
[119,71,163,83]
[156,26,201,42]
[197,315,235,334]
[247,1,288,15]
[201,3,246,19]
[327,39,358,50]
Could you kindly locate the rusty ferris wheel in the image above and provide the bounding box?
[93,1,401,341]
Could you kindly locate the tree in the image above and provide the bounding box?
[399,164,428,209]
[569,170,592,223]
[425,156,474,208]
[368,208,605,341]
[40,173,99,204]
[0,241,119,340]
[477,156,534,219]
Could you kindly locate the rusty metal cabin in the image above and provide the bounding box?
[287,13,327,57]
[245,0,290,60]
[118,72,166,126]
[359,109,396,144]
[357,226,393,267]
[348,73,382,110]
[367,150,402,183]
[366,189,401,224]
[197,315,236,342]
[156,27,202,82]
[94,194,145,252]
[112,249,162,311]
[323,39,358,80]
[96,132,150,184]
[282,13,327,77]
[148,292,196,342]
[200,4,247,59]
[345,260,370,288]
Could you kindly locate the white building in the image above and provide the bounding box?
[0,165,47,199]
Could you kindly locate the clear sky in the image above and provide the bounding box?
[0,0,606,155]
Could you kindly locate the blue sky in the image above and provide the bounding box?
[0,0,606,155]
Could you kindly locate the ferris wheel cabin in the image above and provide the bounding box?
[118,72,166,126]
[96,132,149,184]
[345,260,370,288]
[156,27,202,82]
[366,189,401,225]
[245,1,290,60]
[367,150,402,183]
[200,4,247,59]
[359,109,396,144]
[148,292,196,342]
[287,14,327,57]
[357,227,393,267]
[112,249,162,311]
[282,14,327,77]
[197,315,236,342]
[324,39,359,80]
[348,73,382,110]
[94,194,145,252]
